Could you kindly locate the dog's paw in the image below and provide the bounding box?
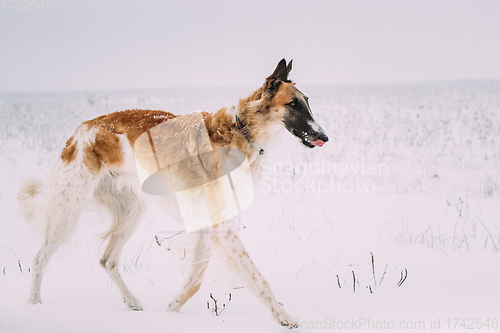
[29,293,41,305]
[124,298,143,311]
[127,303,143,311]
[279,317,299,329]
[275,311,299,329]
[167,300,182,312]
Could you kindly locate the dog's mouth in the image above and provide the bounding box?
[300,136,327,149]
[287,123,329,149]
[300,139,325,149]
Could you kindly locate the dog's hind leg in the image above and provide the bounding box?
[97,181,144,310]
[29,184,87,304]
[167,232,212,312]
[30,219,78,304]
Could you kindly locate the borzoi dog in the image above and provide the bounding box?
[17,59,328,328]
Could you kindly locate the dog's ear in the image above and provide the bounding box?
[264,59,293,99]
[268,58,292,82]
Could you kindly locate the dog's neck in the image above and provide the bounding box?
[203,86,269,166]
[235,86,272,145]
[235,114,265,156]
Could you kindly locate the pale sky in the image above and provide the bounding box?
[1,0,499,93]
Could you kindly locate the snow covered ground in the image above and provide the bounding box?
[1,82,499,332]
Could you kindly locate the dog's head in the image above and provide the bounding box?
[260,59,329,148]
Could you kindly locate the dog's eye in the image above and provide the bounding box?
[288,101,296,107]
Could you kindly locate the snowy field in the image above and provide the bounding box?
[0,81,499,332]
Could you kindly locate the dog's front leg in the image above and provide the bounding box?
[212,223,298,328]
[167,232,211,312]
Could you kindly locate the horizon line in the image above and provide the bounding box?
[1,78,499,95]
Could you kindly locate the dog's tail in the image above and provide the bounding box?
[17,178,43,224]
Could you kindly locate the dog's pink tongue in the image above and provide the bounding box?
[311,139,325,147]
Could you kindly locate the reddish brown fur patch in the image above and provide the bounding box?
[83,109,177,146]
[60,136,78,164]
[203,111,254,159]
[80,109,177,173]
[271,82,296,108]
[83,132,124,173]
